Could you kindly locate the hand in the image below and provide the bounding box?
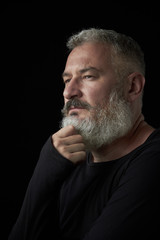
[52,125,86,164]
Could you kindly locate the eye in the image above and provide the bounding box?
[64,79,71,85]
[83,75,93,79]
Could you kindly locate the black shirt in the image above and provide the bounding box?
[9,129,160,240]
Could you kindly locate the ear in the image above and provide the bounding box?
[127,72,145,102]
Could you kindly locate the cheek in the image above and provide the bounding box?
[85,86,110,107]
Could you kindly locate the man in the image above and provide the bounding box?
[9,28,160,240]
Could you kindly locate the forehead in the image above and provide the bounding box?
[64,42,112,73]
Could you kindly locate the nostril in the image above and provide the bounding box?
[63,85,82,100]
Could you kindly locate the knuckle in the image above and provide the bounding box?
[65,152,72,160]
[53,137,62,149]
[73,152,86,163]
[60,145,67,153]
[81,143,86,150]
[80,151,86,159]
[77,135,83,141]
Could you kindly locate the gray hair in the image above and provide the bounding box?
[66,28,145,79]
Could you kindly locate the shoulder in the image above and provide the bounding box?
[116,128,160,183]
[123,128,160,184]
[131,128,160,160]
[147,127,160,144]
[141,128,160,156]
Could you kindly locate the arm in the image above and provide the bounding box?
[82,147,160,240]
[8,137,74,240]
[9,125,86,240]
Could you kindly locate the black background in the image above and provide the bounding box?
[1,2,160,238]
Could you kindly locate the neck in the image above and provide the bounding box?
[91,114,154,163]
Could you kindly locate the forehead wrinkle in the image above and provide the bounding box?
[79,66,100,73]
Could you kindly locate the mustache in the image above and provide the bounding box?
[61,98,93,116]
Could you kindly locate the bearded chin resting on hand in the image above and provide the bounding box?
[61,88,133,151]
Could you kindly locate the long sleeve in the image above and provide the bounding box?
[9,131,160,240]
[8,136,74,240]
[81,144,160,240]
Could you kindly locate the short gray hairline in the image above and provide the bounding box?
[66,28,145,77]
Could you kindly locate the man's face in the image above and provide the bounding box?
[61,42,133,149]
[62,42,117,119]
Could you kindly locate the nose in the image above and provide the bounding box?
[63,79,82,100]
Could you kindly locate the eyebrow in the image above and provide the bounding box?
[62,66,100,78]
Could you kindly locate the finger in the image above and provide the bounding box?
[64,143,86,153]
[52,126,78,147]
[66,151,87,164]
[61,134,84,146]
[58,125,77,138]
[52,133,84,150]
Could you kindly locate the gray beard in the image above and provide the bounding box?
[60,90,133,150]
